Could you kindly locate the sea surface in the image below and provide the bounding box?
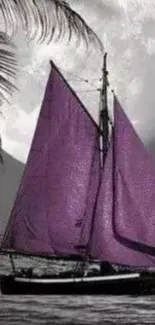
[1,239,155,324]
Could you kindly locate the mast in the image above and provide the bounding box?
[74,56,110,268]
[99,53,113,272]
[99,53,109,168]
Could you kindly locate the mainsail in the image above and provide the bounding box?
[90,95,155,267]
[1,62,100,256]
[114,96,155,252]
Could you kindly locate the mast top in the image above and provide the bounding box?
[99,52,109,167]
[100,53,109,101]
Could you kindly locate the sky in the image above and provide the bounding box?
[1,0,155,162]
[1,0,155,229]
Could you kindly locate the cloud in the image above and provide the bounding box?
[1,0,155,163]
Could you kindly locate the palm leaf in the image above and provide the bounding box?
[0,0,103,50]
[0,1,103,165]
[0,33,17,164]
[0,1,103,103]
[0,33,17,107]
[0,137,4,164]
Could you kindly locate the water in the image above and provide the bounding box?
[1,254,155,324]
[1,295,155,325]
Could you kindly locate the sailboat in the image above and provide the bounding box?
[1,53,155,295]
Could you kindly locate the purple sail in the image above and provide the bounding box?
[114,96,155,249]
[1,62,100,256]
[90,96,155,266]
[79,144,101,252]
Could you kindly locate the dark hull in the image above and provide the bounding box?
[1,273,155,295]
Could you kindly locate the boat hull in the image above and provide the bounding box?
[1,273,155,295]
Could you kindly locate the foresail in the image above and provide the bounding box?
[113,96,155,254]
[1,62,100,256]
[90,96,155,267]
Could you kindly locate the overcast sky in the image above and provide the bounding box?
[1,0,155,162]
[1,0,155,229]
